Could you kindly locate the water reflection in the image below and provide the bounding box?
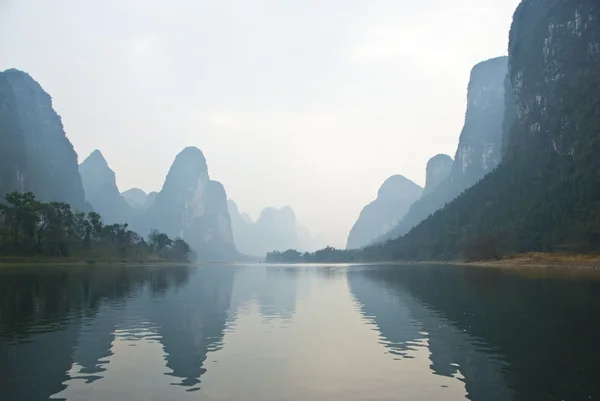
[2,264,600,401]
[228,265,304,321]
[348,264,600,401]
[147,267,235,389]
[0,265,162,401]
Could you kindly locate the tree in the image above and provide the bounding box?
[462,234,502,262]
[36,202,74,256]
[2,192,40,252]
[73,212,92,249]
[148,229,173,254]
[87,211,103,239]
[170,238,191,261]
[0,191,191,262]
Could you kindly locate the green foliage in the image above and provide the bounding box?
[168,238,192,261]
[0,191,191,262]
[358,0,600,262]
[292,2,600,263]
[265,247,361,263]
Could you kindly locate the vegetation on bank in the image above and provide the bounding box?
[0,192,191,263]
[265,234,505,263]
[265,247,361,263]
[270,2,600,265]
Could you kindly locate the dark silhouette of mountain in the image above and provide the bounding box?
[348,264,600,401]
[372,56,508,245]
[147,266,235,389]
[0,69,86,209]
[346,175,422,249]
[365,0,600,261]
[0,265,171,401]
[79,150,134,224]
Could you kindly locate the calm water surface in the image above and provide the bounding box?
[1,264,600,401]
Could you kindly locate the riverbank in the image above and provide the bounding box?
[0,256,190,267]
[466,252,600,270]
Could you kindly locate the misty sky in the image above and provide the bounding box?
[0,0,520,248]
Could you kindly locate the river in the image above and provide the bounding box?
[1,264,599,401]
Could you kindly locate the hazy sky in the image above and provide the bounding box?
[0,0,520,248]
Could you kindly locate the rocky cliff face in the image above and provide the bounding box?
[135,147,236,260]
[506,0,600,161]
[0,69,85,208]
[373,57,508,244]
[79,150,133,224]
[366,0,600,260]
[450,56,507,185]
[121,188,148,210]
[422,154,453,197]
[346,175,422,249]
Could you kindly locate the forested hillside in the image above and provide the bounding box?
[372,56,508,245]
[268,0,600,264]
[366,0,600,261]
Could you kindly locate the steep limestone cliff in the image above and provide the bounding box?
[422,154,453,197]
[0,69,85,208]
[367,0,600,260]
[79,150,134,224]
[450,56,507,185]
[135,147,236,260]
[373,57,508,244]
[346,175,422,249]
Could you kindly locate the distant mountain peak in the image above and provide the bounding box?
[131,147,236,261]
[176,146,207,165]
[1,69,39,87]
[423,154,453,197]
[377,175,422,200]
[122,188,149,210]
[82,149,109,167]
[347,175,422,249]
[79,149,133,224]
[370,56,508,245]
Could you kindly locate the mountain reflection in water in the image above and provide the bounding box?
[1,264,599,401]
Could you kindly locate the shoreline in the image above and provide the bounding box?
[0,256,192,267]
[4,253,600,273]
[264,253,600,273]
[463,252,600,270]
